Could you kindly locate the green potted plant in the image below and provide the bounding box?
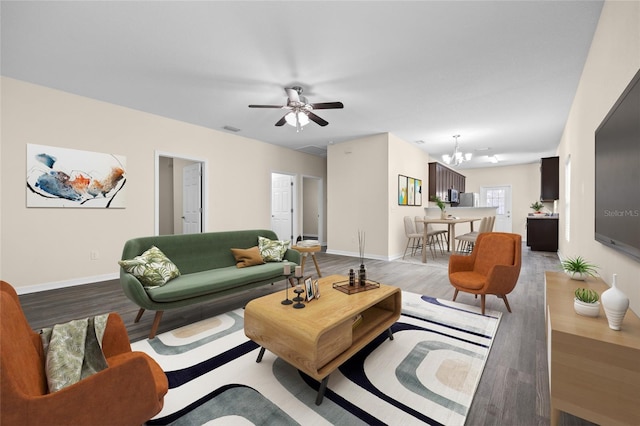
[431,195,447,219]
[573,287,600,317]
[530,201,544,214]
[561,255,599,280]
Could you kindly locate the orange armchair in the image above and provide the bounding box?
[448,232,522,315]
[0,281,168,426]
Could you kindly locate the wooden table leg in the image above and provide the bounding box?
[299,253,308,275]
[310,253,322,277]
[422,225,428,263]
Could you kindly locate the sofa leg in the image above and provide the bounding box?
[134,308,145,323]
[452,289,459,301]
[149,311,164,339]
[481,295,486,315]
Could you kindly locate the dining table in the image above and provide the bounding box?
[417,217,481,263]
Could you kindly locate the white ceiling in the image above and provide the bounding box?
[1,1,603,168]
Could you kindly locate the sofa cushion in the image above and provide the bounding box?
[146,263,284,302]
[258,236,290,262]
[230,246,265,268]
[118,246,180,288]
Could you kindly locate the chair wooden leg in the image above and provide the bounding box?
[403,238,412,259]
[481,295,486,315]
[148,311,164,339]
[501,294,512,313]
[452,289,459,301]
[134,308,145,323]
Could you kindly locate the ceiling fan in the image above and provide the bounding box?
[249,86,343,130]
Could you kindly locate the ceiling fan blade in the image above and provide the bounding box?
[248,104,286,108]
[308,112,329,127]
[284,87,300,103]
[275,115,287,126]
[310,102,344,110]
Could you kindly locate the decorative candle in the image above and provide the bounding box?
[295,266,302,277]
[283,262,290,275]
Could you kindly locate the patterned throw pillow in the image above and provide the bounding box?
[258,236,290,262]
[118,246,180,288]
[231,246,266,268]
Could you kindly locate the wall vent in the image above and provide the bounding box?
[222,125,241,132]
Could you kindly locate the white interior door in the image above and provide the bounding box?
[480,185,512,232]
[182,162,202,234]
[271,173,293,241]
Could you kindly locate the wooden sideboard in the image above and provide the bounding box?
[545,271,640,425]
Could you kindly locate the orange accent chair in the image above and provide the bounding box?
[448,232,522,315]
[0,281,168,426]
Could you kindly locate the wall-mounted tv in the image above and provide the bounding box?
[594,68,640,262]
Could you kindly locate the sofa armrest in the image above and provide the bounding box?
[20,353,167,426]
[283,248,301,265]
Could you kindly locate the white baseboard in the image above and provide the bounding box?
[324,249,394,262]
[15,273,120,295]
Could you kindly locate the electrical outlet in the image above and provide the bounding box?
[90,250,99,260]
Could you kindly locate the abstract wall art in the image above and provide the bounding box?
[398,174,422,206]
[26,144,127,208]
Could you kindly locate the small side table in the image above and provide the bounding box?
[292,244,322,277]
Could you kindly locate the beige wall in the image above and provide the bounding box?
[463,162,543,238]
[1,77,326,292]
[557,0,640,314]
[327,133,430,260]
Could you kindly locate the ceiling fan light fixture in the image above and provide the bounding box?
[285,111,309,127]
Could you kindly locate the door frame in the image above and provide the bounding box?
[155,150,208,236]
[302,174,324,245]
[271,171,297,242]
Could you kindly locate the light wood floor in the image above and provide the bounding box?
[18,246,593,426]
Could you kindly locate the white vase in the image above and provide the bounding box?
[574,299,600,317]
[565,270,587,281]
[440,210,446,219]
[601,273,629,330]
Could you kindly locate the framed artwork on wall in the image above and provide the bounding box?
[398,175,408,205]
[26,144,127,208]
[398,174,422,206]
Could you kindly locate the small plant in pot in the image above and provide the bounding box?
[561,256,599,281]
[574,287,600,317]
[530,201,544,214]
[431,195,447,219]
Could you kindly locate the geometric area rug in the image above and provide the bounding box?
[131,291,501,425]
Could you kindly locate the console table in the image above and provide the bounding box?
[544,271,640,425]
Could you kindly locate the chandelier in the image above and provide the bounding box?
[442,135,472,166]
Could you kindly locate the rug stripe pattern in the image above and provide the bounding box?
[132,291,501,425]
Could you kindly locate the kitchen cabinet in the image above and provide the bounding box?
[540,156,559,201]
[428,162,465,203]
[526,216,558,251]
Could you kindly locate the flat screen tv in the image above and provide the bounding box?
[594,68,640,262]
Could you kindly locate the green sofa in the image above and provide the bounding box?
[119,229,300,338]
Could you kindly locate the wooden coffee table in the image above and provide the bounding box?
[244,274,401,404]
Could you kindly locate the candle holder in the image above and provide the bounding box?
[281,274,293,305]
[293,277,305,309]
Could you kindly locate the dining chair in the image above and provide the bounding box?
[403,216,423,259]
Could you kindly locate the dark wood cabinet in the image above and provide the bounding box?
[428,162,465,203]
[540,156,559,201]
[526,217,558,251]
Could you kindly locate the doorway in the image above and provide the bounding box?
[271,173,294,241]
[155,151,207,236]
[302,176,323,244]
[480,185,512,232]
